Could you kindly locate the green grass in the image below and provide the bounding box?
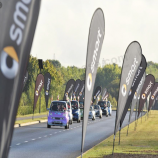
[15,117,47,124]
[79,110,158,158]
[16,111,48,118]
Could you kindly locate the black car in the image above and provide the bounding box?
[98,101,109,117]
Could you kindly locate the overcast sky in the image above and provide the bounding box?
[31,0,158,67]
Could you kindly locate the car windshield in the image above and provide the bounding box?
[98,101,105,107]
[94,105,99,109]
[67,101,71,109]
[107,101,110,107]
[71,101,79,109]
[89,106,93,111]
[79,101,84,108]
[50,102,67,111]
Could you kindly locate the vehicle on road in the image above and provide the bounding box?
[79,101,84,120]
[67,101,73,124]
[93,105,102,118]
[98,101,109,117]
[47,101,69,129]
[107,101,112,116]
[71,100,81,123]
[89,106,96,120]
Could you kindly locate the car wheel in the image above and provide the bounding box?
[94,116,96,120]
[47,123,51,128]
[77,119,80,123]
[92,116,94,120]
[65,123,69,129]
[106,114,108,117]
[99,115,102,119]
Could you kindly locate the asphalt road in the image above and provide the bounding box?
[9,111,139,158]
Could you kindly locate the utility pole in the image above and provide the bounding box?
[38,59,43,114]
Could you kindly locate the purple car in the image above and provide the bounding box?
[47,101,69,129]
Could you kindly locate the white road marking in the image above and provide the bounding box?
[24,141,28,143]
[55,132,57,134]
[63,130,65,132]
[32,139,35,141]
[16,143,21,146]
[49,134,52,135]
[59,131,61,132]
[38,137,41,139]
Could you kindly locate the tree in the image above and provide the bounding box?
[49,60,61,69]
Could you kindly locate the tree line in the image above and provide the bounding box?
[17,55,157,115]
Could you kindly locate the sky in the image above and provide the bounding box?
[31,0,158,68]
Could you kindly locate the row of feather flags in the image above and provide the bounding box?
[112,42,158,154]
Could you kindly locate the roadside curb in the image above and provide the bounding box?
[14,119,47,128]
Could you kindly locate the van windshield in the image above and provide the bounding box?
[98,101,106,107]
[94,105,99,109]
[71,101,79,109]
[79,101,84,108]
[50,102,67,111]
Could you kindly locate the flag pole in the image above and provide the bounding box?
[112,134,116,155]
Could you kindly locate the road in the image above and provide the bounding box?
[9,111,140,158]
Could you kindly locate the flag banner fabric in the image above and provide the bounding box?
[129,73,146,123]
[34,74,44,112]
[81,8,105,154]
[148,82,158,111]
[73,79,81,97]
[92,86,102,103]
[0,1,41,157]
[114,41,142,135]
[102,87,107,100]
[79,80,85,101]
[138,74,155,116]
[120,55,147,127]
[63,79,75,100]
[23,71,28,90]
[44,72,51,109]
[103,92,109,100]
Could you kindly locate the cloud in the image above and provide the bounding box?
[31,0,158,67]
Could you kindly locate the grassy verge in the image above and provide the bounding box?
[15,117,47,124]
[80,110,158,158]
[16,111,48,118]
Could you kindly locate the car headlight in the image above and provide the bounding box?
[49,113,52,116]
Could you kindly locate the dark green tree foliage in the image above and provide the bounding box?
[95,64,121,101]
[18,58,156,115]
[48,59,61,69]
